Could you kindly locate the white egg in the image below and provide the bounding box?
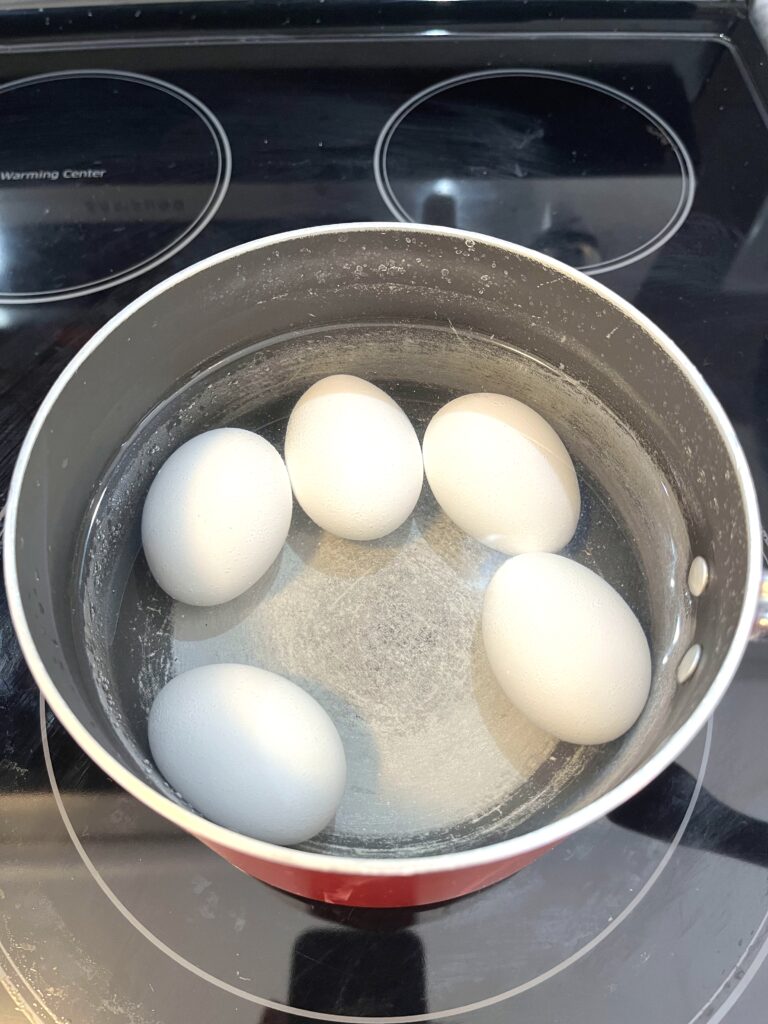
[148,664,347,845]
[142,428,292,606]
[422,393,580,555]
[482,553,652,745]
[284,375,423,541]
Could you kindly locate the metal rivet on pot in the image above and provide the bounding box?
[677,643,702,684]
[688,556,709,597]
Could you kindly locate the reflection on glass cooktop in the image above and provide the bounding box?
[374,70,694,273]
[2,7,768,1024]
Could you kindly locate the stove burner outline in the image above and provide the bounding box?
[40,698,725,1023]
[373,69,695,276]
[0,69,231,304]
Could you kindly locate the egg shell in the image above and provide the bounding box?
[148,663,347,845]
[284,374,423,541]
[422,393,580,555]
[141,428,292,606]
[482,553,652,745]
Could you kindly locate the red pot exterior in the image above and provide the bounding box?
[201,838,558,907]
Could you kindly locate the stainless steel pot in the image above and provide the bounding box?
[5,223,765,908]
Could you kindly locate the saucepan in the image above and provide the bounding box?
[5,223,766,908]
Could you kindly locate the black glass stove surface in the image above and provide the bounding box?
[374,69,694,273]
[0,70,229,301]
[2,5,768,1024]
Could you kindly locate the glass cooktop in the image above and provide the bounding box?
[1,4,768,1023]
[374,69,695,274]
[0,70,229,301]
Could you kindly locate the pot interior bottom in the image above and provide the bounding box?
[78,321,687,857]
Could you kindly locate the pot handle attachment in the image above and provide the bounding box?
[752,569,768,641]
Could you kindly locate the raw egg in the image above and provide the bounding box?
[284,374,423,540]
[422,393,580,555]
[148,663,347,845]
[482,553,652,745]
[141,428,292,606]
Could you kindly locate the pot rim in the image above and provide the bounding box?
[5,221,762,878]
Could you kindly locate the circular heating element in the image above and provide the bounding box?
[374,70,694,274]
[0,70,230,302]
[23,711,767,1024]
[42,706,710,1022]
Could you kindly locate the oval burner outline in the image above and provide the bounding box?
[40,693,715,1024]
[0,69,231,304]
[373,69,696,276]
